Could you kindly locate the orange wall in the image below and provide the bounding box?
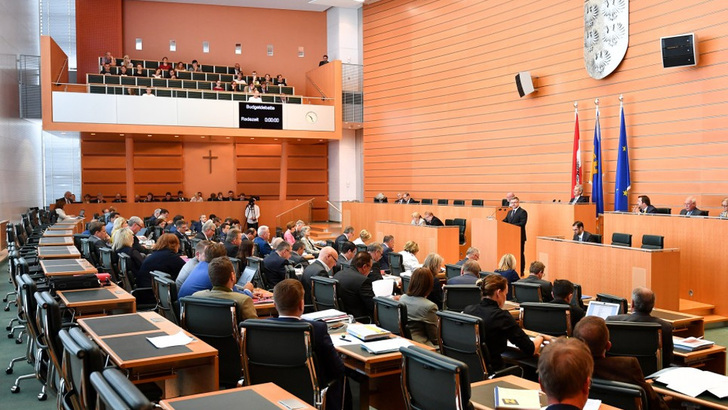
[75,0,123,84]
[122,0,327,90]
[362,0,728,215]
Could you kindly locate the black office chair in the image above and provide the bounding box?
[591,234,603,244]
[519,302,572,337]
[453,200,465,206]
[641,234,664,250]
[437,199,449,206]
[89,368,152,410]
[571,284,585,309]
[80,238,100,268]
[653,207,671,215]
[596,293,628,314]
[421,198,433,205]
[606,321,663,376]
[373,296,410,339]
[479,271,496,278]
[589,378,649,410]
[179,296,243,387]
[389,252,404,276]
[471,199,484,207]
[246,256,267,290]
[10,274,48,399]
[697,210,709,216]
[241,319,335,409]
[229,257,242,279]
[611,232,632,247]
[98,247,120,282]
[511,282,543,303]
[399,345,474,410]
[453,218,466,245]
[445,264,462,280]
[401,274,411,293]
[436,311,522,384]
[58,327,105,410]
[356,244,367,254]
[153,275,179,324]
[442,285,481,312]
[310,276,342,311]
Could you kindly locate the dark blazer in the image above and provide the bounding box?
[224,241,239,258]
[551,297,584,329]
[593,356,669,410]
[380,245,393,271]
[503,207,528,241]
[288,252,310,268]
[334,234,348,250]
[335,266,375,320]
[132,235,150,255]
[606,311,673,369]
[116,245,144,278]
[263,251,290,288]
[302,260,329,305]
[447,274,478,285]
[137,248,186,288]
[254,237,272,257]
[642,205,657,214]
[190,220,202,233]
[426,216,444,226]
[679,207,702,216]
[572,231,595,242]
[195,231,210,241]
[519,275,553,302]
[569,195,588,204]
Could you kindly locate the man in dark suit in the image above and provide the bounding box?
[456,247,480,266]
[550,279,584,330]
[402,192,417,204]
[271,279,345,410]
[127,216,150,255]
[301,246,338,305]
[288,241,310,268]
[503,196,528,274]
[380,235,394,272]
[423,211,444,226]
[571,221,595,243]
[263,241,292,288]
[606,287,673,369]
[574,316,669,410]
[537,338,593,410]
[520,261,553,302]
[190,214,206,233]
[635,195,657,214]
[195,220,217,241]
[336,241,356,268]
[223,228,242,257]
[569,184,588,204]
[679,196,702,216]
[58,191,74,204]
[335,252,375,321]
[334,226,354,251]
[366,243,385,282]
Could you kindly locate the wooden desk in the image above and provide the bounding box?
[653,308,704,338]
[672,337,727,375]
[160,382,316,410]
[471,216,522,272]
[40,258,97,276]
[471,375,619,410]
[37,245,82,260]
[38,236,74,246]
[42,229,74,237]
[536,237,680,310]
[48,220,84,233]
[374,221,459,264]
[604,212,728,315]
[652,382,728,410]
[57,283,136,316]
[253,299,276,317]
[77,312,218,398]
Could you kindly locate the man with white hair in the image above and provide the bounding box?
[254,225,273,257]
[457,247,480,266]
[195,220,217,241]
[127,216,150,255]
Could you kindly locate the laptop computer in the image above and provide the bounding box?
[585,301,621,319]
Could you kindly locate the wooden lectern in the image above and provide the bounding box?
[470,217,522,272]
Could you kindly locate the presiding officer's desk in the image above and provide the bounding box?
[374,221,460,264]
[604,211,728,317]
[535,236,680,310]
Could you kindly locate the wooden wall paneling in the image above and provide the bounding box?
[287,142,328,221]
[81,136,127,200]
[236,142,282,201]
[133,141,183,197]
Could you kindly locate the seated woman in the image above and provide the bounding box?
[494,253,520,300]
[53,200,77,222]
[112,227,144,279]
[235,240,254,269]
[401,240,421,272]
[353,229,371,246]
[136,233,186,290]
[158,56,172,71]
[399,267,439,347]
[109,216,128,245]
[283,221,296,245]
[410,212,426,226]
[300,226,321,257]
[422,253,444,309]
[463,274,546,371]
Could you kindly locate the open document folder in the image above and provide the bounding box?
[649,367,728,398]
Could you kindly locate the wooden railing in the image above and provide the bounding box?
[275,199,314,230]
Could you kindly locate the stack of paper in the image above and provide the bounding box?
[652,367,728,398]
[673,336,714,351]
[494,387,540,410]
[301,309,349,323]
[147,331,194,348]
[347,324,392,341]
[360,338,411,354]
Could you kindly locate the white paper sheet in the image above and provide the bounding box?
[147,331,194,348]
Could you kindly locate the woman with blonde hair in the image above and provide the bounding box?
[401,240,420,272]
[422,253,444,309]
[494,253,520,300]
[112,227,144,278]
[353,229,371,245]
[410,212,425,226]
[400,267,439,346]
[464,274,546,371]
[110,216,128,244]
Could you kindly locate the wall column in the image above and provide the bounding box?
[125,136,134,202]
[279,141,288,200]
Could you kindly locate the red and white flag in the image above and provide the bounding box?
[571,111,582,193]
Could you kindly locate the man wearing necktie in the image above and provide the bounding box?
[503,196,528,275]
[571,221,594,243]
[679,196,702,216]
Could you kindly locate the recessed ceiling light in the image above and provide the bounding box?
[297,139,301,142]
[90,133,96,135]
[200,136,205,139]
[60,132,66,135]
[319,139,323,142]
[147,134,152,137]
[251,138,255,140]
[174,135,179,138]
[120,133,125,136]
[274,138,278,141]
[225,137,230,139]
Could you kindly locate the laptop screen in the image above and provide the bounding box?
[237,266,256,287]
[586,301,621,319]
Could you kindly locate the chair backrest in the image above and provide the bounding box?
[512,282,543,303]
[453,200,465,206]
[179,296,242,387]
[389,252,404,276]
[229,257,242,279]
[401,274,411,293]
[246,256,267,289]
[35,290,65,376]
[98,247,120,281]
[154,275,180,324]
[310,276,341,311]
[653,207,671,214]
[436,310,489,383]
[373,296,410,338]
[519,302,572,336]
[571,284,583,308]
[641,234,664,249]
[421,198,433,205]
[80,238,99,266]
[442,285,481,312]
[116,252,133,290]
[90,368,152,410]
[73,233,90,253]
[611,232,632,247]
[356,244,367,254]
[19,273,40,338]
[471,199,484,207]
[400,345,473,410]
[241,319,322,407]
[589,378,648,410]
[453,218,466,245]
[59,327,105,410]
[605,321,662,375]
[437,199,449,206]
[596,293,628,314]
[445,264,462,280]
[697,210,709,216]
[591,234,603,244]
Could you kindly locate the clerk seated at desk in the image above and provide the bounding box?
[606,287,673,368]
[571,221,597,243]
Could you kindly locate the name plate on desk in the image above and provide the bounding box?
[239,102,282,129]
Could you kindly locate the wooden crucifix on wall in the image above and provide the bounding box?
[202,149,218,174]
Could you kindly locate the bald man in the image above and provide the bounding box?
[679,196,702,216]
[301,246,338,305]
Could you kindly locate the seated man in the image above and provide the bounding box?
[86,221,110,263]
[335,252,375,321]
[380,235,394,272]
[538,337,593,410]
[254,225,273,257]
[367,243,384,282]
[127,216,150,255]
[520,261,553,302]
[263,241,292,288]
[191,256,258,321]
[634,195,657,214]
[271,279,346,410]
[571,220,596,243]
[606,287,673,368]
[447,260,480,285]
[173,219,191,256]
[190,214,206,233]
[301,246,338,305]
[177,240,210,288]
[456,247,480,266]
[334,226,355,251]
[569,184,588,204]
[195,220,217,241]
[178,243,229,298]
[224,228,242,257]
[550,279,584,329]
[574,316,668,410]
[423,211,444,226]
[680,195,702,216]
[288,241,310,268]
[337,241,356,267]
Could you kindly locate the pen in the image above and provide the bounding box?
[340,335,351,342]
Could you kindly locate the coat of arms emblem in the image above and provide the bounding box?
[584,0,629,79]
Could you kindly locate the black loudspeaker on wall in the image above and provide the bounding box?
[661,33,698,68]
[515,71,535,98]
